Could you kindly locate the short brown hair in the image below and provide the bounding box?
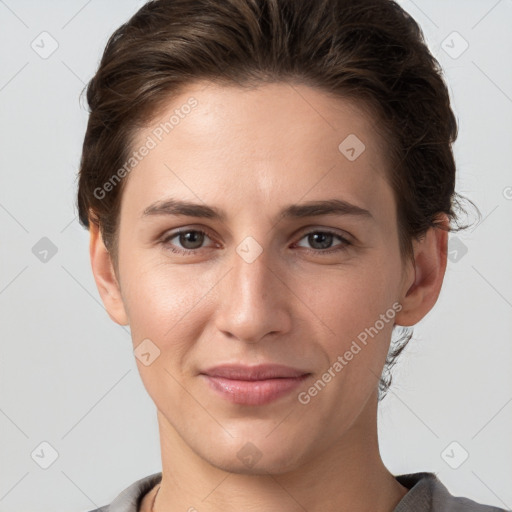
[76,0,478,399]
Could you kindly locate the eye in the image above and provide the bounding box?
[160,227,352,257]
[294,229,352,255]
[161,229,216,256]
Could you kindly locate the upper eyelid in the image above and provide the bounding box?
[293,230,352,249]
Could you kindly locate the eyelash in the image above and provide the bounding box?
[161,228,352,256]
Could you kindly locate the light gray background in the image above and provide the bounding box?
[0,0,511,511]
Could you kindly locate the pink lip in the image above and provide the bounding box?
[200,364,311,406]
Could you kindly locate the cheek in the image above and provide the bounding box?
[122,262,210,410]
[301,269,399,395]
[119,255,209,359]
[295,258,402,402]
[301,260,399,338]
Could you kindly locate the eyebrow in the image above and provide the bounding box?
[142,197,373,222]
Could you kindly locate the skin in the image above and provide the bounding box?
[89,80,448,512]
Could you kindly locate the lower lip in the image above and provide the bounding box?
[202,374,310,406]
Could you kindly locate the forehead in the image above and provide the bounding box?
[121,80,394,226]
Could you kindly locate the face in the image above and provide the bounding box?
[102,81,416,474]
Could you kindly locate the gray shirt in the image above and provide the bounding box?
[87,471,508,511]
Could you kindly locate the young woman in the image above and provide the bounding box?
[76,0,505,510]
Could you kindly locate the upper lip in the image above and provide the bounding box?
[201,364,310,380]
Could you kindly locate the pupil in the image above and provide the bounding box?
[310,233,332,249]
[181,231,203,249]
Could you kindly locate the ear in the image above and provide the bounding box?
[394,213,449,327]
[89,220,129,326]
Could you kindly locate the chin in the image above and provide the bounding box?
[209,452,305,476]
[198,431,310,476]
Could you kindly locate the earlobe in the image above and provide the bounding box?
[394,214,449,327]
[89,220,129,326]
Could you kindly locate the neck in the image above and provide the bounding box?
[145,390,409,512]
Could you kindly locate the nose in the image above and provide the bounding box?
[214,242,292,344]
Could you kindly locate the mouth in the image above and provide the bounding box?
[200,364,311,406]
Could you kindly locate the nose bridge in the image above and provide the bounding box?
[234,238,272,299]
[229,209,276,296]
[214,234,290,342]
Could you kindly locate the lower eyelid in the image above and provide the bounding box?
[163,229,351,253]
